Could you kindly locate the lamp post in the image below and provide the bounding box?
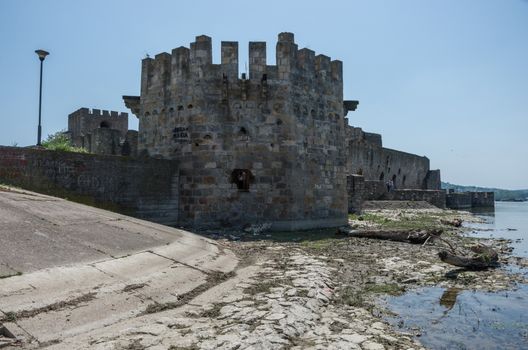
[35,49,49,146]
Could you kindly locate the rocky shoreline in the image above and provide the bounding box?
[204,204,528,350]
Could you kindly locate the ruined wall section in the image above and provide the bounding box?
[135,33,347,229]
[346,138,431,190]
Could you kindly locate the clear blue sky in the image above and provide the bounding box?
[0,0,527,189]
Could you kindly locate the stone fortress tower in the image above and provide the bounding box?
[124,33,356,230]
[68,107,137,156]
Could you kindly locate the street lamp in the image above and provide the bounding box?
[35,49,49,146]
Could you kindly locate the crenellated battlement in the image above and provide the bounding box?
[141,32,343,90]
[69,107,128,119]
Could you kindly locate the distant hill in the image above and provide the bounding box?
[441,182,528,202]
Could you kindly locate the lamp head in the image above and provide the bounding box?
[35,49,49,61]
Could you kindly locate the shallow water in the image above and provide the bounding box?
[385,285,528,350]
[384,201,528,350]
[467,201,528,258]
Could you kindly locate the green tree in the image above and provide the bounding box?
[41,131,87,153]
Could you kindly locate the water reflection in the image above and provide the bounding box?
[384,285,528,350]
[470,207,496,218]
[439,287,460,312]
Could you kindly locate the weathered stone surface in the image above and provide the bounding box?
[125,32,349,231]
[68,107,131,155]
[0,147,179,225]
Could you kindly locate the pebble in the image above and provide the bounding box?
[340,333,368,344]
[264,313,286,321]
[361,340,386,350]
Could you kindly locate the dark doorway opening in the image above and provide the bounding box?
[231,169,254,192]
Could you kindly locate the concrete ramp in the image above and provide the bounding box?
[0,186,238,348]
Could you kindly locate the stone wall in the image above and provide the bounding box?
[424,169,441,190]
[347,176,446,210]
[347,175,365,213]
[0,147,178,225]
[446,192,472,209]
[363,180,387,200]
[445,191,494,209]
[471,192,495,208]
[122,130,139,157]
[346,139,432,190]
[125,33,348,230]
[385,189,446,209]
[91,128,122,155]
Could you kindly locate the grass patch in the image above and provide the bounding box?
[122,283,147,292]
[0,271,22,279]
[297,289,310,298]
[245,280,280,295]
[198,303,225,318]
[144,271,235,315]
[300,238,337,250]
[3,311,16,322]
[337,286,365,307]
[0,292,96,322]
[168,345,199,350]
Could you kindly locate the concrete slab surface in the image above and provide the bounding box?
[0,186,238,348]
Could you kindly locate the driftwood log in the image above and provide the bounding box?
[438,244,499,270]
[338,228,442,244]
[440,218,463,227]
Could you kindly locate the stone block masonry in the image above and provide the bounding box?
[446,192,472,209]
[0,147,179,225]
[346,141,433,190]
[386,189,446,209]
[67,107,131,156]
[124,33,349,230]
[471,192,495,208]
[343,118,441,191]
[347,175,446,211]
[446,191,494,209]
[347,175,365,214]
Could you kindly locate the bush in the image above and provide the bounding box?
[42,131,87,153]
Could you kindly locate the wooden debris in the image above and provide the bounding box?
[438,244,499,270]
[440,218,463,227]
[338,227,442,244]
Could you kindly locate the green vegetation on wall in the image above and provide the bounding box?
[42,131,87,153]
